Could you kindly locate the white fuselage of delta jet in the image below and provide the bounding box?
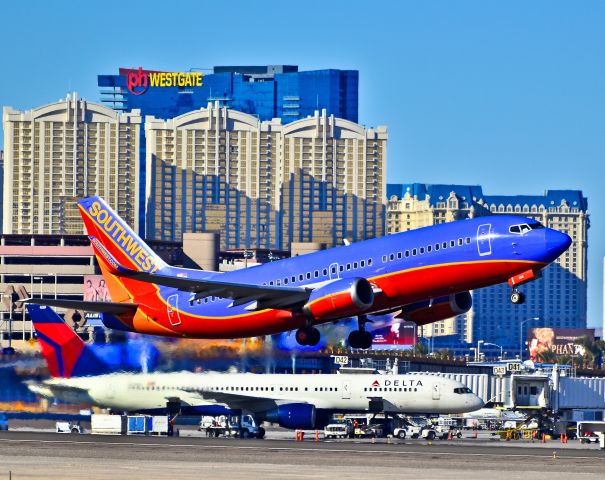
[30,372,483,415]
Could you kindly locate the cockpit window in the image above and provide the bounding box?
[454,387,472,394]
[509,222,543,235]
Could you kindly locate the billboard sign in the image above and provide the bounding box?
[371,321,417,350]
[83,275,111,326]
[84,275,111,302]
[528,328,595,362]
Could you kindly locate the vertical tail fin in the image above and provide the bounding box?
[28,304,112,378]
[77,196,169,303]
[78,196,168,274]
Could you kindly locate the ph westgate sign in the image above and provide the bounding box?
[125,67,204,96]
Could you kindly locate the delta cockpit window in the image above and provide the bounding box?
[454,387,473,394]
[509,221,544,235]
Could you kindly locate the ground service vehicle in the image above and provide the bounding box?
[200,415,265,439]
[324,419,354,439]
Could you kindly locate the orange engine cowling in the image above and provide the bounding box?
[401,291,472,326]
[303,277,374,321]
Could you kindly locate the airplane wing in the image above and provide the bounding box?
[27,380,91,399]
[117,268,312,311]
[178,387,302,412]
[20,298,138,314]
[88,236,313,311]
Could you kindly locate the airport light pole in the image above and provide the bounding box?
[477,340,484,362]
[483,342,503,360]
[519,317,540,360]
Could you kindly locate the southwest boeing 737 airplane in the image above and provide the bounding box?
[28,196,571,349]
[26,304,484,431]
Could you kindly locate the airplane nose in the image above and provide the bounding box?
[471,395,484,410]
[544,228,572,262]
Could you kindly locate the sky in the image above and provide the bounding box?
[1,1,603,327]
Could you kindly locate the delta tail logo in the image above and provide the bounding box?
[371,380,380,388]
[125,67,203,96]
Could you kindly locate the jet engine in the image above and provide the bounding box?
[303,278,374,320]
[265,403,316,429]
[401,291,472,326]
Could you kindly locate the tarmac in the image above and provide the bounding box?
[1,430,604,480]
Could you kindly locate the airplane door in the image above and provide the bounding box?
[432,382,440,400]
[107,381,116,400]
[329,263,340,280]
[341,380,352,399]
[476,224,492,256]
[167,294,182,326]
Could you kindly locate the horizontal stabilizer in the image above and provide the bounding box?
[22,298,138,314]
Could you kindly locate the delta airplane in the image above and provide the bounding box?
[26,304,484,431]
[28,196,571,349]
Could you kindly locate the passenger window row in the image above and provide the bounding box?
[264,258,374,286]
[199,385,339,393]
[382,237,471,263]
[364,387,418,392]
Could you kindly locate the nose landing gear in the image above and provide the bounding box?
[510,289,526,305]
[348,315,373,349]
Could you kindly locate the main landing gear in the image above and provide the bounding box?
[348,315,373,350]
[510,289,526,305]
[295,326,320,346]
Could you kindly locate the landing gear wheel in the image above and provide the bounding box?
[307,327,320,346]
[348,330,373,349]
[360,331,373,349]
[295,327,320,346]
[510,290,525,305]
[348,315,374,349]
[348,330,362,349]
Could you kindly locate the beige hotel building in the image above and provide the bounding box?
[2,94,141,235]
[145,102,387,250]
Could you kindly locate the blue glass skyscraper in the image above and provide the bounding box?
[98,65,358,123]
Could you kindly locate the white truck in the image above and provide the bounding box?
[200,414,265,439]
[324,420,354,439]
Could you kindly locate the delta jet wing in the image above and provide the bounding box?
[179,387,303,412]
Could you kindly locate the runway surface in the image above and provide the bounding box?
[1,431,604,479]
